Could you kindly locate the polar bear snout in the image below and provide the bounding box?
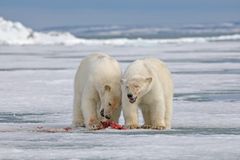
[127,93,137,103]
[127,93,133,98]
[100,108,111,119]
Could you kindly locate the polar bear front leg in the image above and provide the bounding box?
[111,106,122,123]
[81,96,103,130]
[140,105,151,129]
[150,99,166,130]
[122,101,139,129]
[165,96,173,129]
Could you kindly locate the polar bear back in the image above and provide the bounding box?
[74,53,121,94]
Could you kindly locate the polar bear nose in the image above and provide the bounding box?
[100,109,104,117]
[127,93,133,98]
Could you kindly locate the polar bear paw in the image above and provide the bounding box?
[124,124,140,129]
[88,122,103,130]
[141,124,152,129]
[151,125,166,130]
[72,121,85,128]
[89,123,103,130]
[87,118,103,130]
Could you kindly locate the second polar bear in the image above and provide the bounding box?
[121,58,173,130]
[73,53,122,130]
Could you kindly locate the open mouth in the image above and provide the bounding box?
[128,97,137,103]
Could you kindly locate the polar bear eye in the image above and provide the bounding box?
[108,102,112,106]
[126,86,129,89]
[134,85,139,88]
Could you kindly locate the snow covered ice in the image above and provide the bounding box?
[0,17,240,160]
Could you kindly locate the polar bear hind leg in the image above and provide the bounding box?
[72,93,85,127]
[165,95,173,129]
[149,98,166,130]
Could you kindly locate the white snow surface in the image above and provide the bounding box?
[0,29,240,159]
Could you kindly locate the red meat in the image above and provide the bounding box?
[101,120,126,130]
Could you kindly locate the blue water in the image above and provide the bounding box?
[42,21,240,39]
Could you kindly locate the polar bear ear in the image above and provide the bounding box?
[104,85,111,91]
[145,77,152,84]
[120,79,126,85]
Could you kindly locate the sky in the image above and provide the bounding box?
[0,0,240,29]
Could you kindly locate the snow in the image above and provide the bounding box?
[0,18,240,159]
[0,41,240,159]
[0,17,81,45]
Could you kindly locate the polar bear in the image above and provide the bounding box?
[72,53,122,130]
[121,58,173,130]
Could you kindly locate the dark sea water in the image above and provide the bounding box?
[42,21,240,39]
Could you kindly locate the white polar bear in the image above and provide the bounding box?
[121,58,173,130]
[72,53,122,130]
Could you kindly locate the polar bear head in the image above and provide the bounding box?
[100,84,121,119]
[121,75,152,103]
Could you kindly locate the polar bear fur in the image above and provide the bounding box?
[121,58,173,130]
[72,53,122,130]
